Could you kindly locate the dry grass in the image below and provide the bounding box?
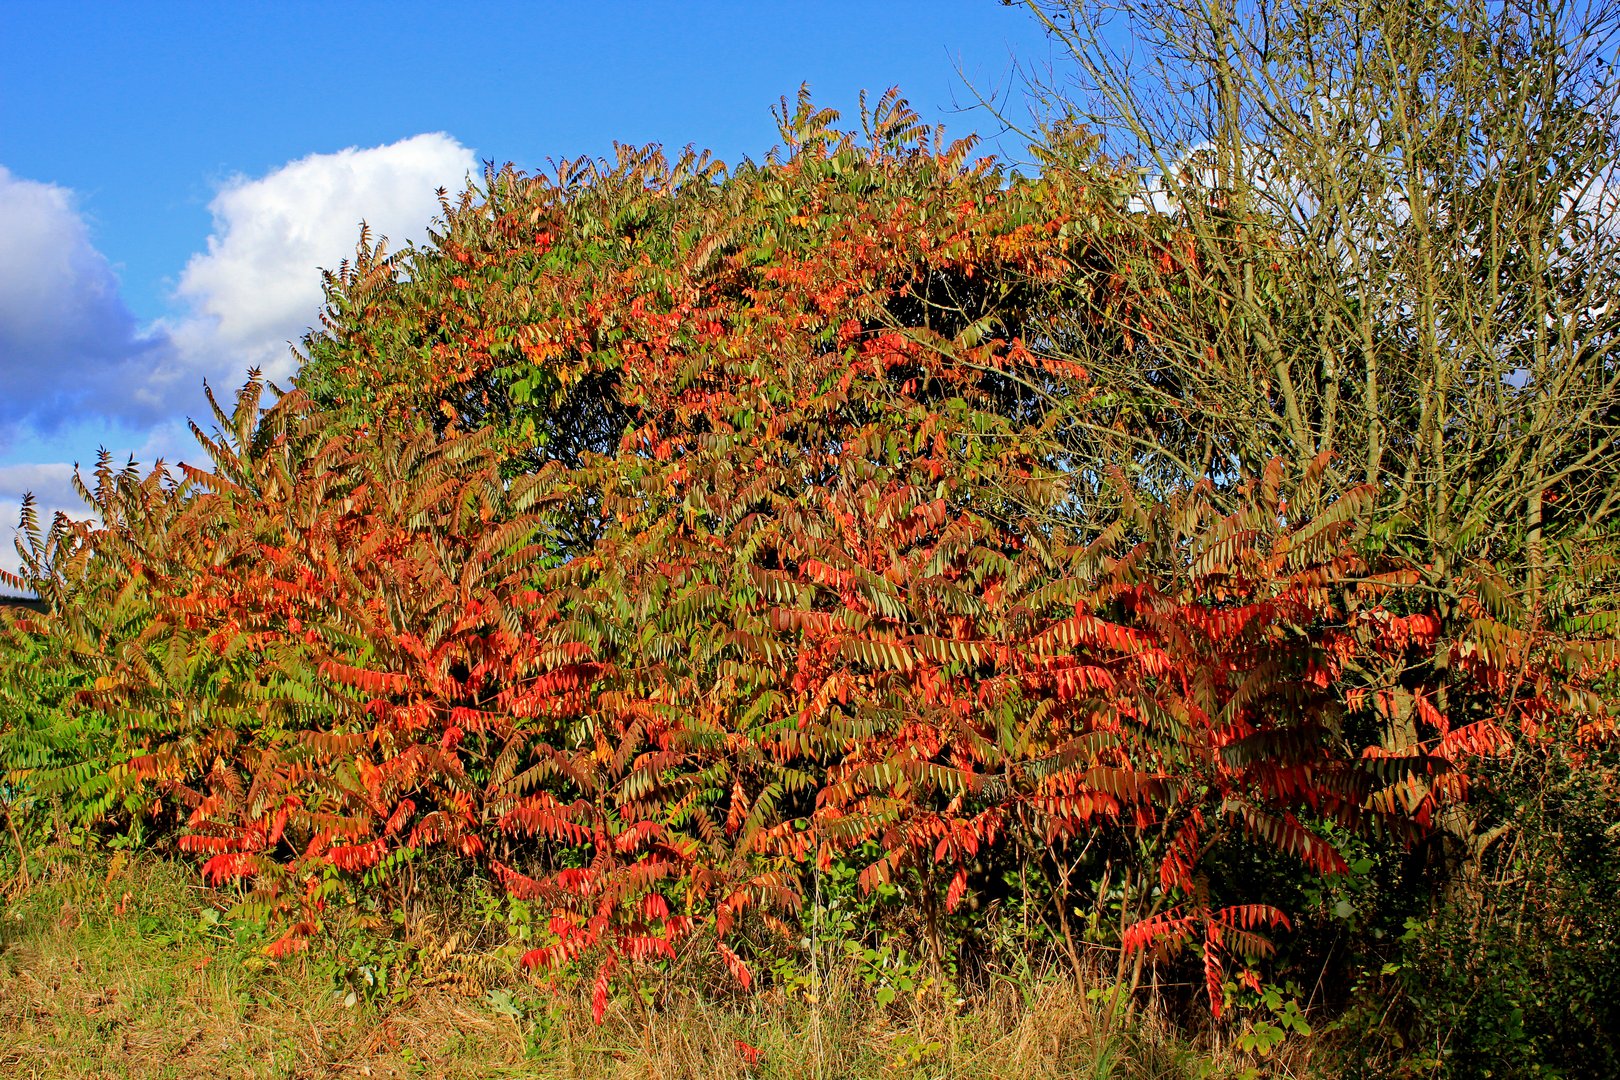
[0,856,1295,1079]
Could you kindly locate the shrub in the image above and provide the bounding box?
[2,93,1613,1034]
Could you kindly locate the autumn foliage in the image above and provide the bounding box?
[2,92,1615,1026]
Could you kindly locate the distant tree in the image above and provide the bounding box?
[1011,0,1620,1065]
[1009,0,1620,796]
[1016,0,1620,586]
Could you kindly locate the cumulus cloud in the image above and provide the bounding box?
[0,134,475,442]
[1,135,476,592]
[0,463,79,509]
[167,132,477,389]
[0,166,175,430]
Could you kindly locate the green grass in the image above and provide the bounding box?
[0,854,1298,1079]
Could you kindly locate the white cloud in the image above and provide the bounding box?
[167,132,477,389]
[0,134,475,445]
[0,166,175,430]
[2,135,476,593]
[0,463,79,510]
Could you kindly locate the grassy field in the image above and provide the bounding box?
[0,855,1292,1079]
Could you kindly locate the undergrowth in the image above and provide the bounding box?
[0,852,1301,1080]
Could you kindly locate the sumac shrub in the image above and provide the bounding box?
[2,93,1614,1024]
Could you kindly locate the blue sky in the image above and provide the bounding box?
[0,1,1057,570]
